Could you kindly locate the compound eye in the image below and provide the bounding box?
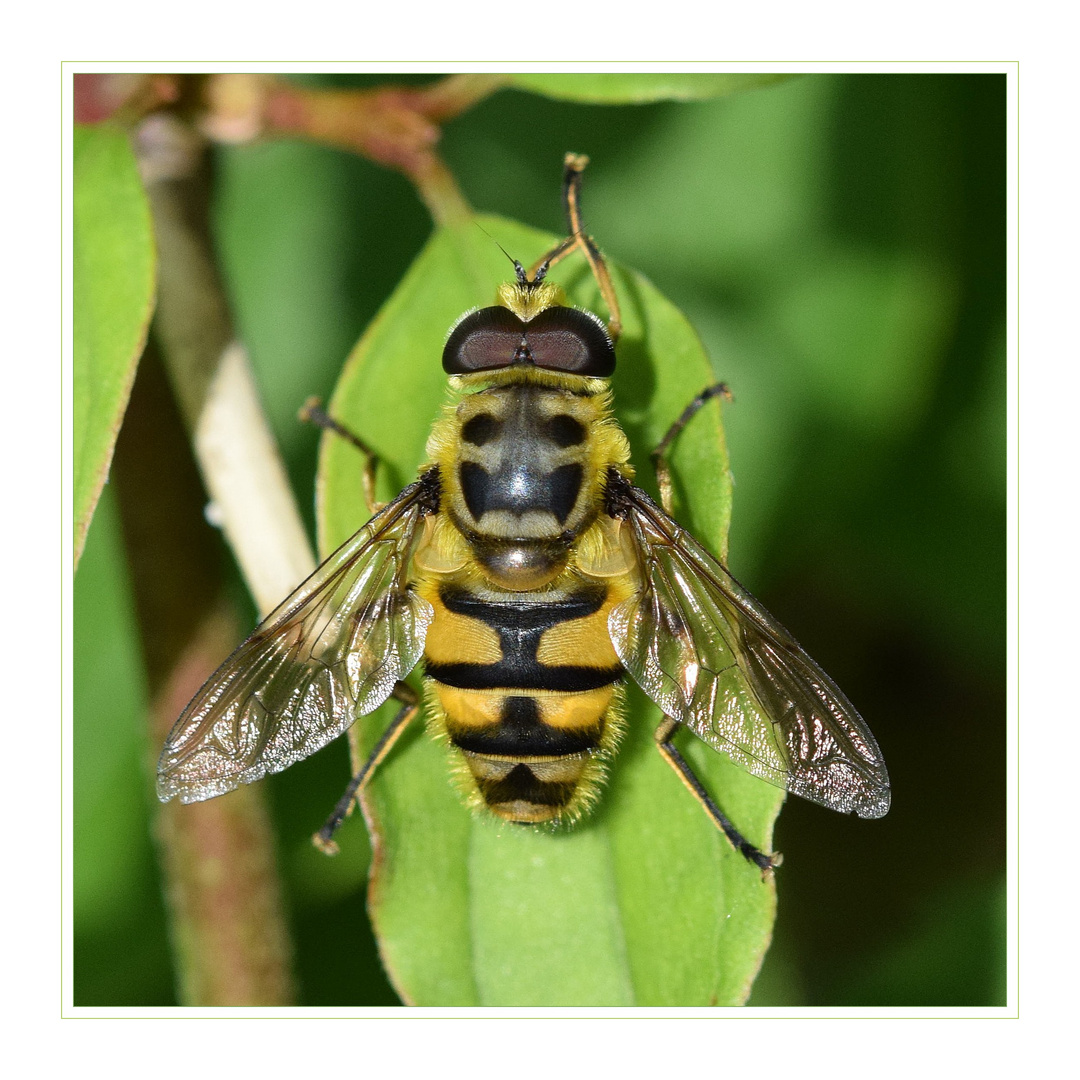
[443,307,526,373]
[522,307,616,376]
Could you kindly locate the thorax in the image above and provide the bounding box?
[425,376,630,590]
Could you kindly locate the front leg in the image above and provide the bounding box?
[300,397,384,515]
[650,383,732,515]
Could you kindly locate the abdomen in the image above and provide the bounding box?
[421,579,626,823]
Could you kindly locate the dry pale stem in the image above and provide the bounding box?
[134,110,310,1005]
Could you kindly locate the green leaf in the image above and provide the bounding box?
[73,124,156,569]
[507,72,794,105]
[317,218,782,1006]
[73,483,153,933]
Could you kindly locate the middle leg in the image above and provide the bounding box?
[650,383,732,515]
[312,681,420,855]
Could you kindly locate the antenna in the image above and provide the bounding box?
[475,221,534,285]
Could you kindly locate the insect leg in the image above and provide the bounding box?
[650,383,733,515]
[299,396,383,514]
[654,715,780,876]
[528,153,623,343]
[312,681,420,855]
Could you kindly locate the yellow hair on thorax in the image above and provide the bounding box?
[448,365,608,394]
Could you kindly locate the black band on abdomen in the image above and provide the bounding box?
[427,586,623,691]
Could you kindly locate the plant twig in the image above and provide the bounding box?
[154,607,296,1007]
[132,109,313,1005]
[76,72,502,227]
[200,74,503,226]
[136,112,316,609]
[403,73,511,121]
[118,71,499,1002]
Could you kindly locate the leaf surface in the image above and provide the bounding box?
[317,217,782,1006]
[508,72,793,104]
[73,124,156,567]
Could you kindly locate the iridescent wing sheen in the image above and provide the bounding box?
[608,480,890,819]
[157,476,437,804]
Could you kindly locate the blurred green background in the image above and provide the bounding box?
[74,72,1006,1006]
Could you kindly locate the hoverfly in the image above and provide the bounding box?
[157,154,890,872]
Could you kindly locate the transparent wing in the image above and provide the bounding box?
[608,480,890,818]
[157,476,437,804]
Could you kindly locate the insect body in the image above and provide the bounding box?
[421,360,632,826]
[157,155,890,871]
